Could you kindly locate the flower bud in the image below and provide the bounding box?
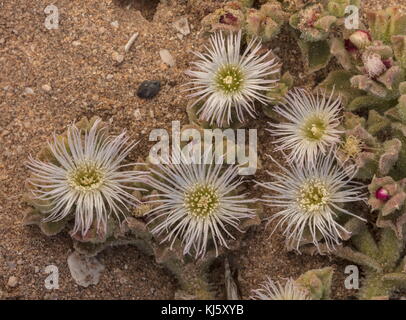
[349,30,371,49]
[375,187,390,201]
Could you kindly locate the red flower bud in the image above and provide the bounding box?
[375,187,390,201]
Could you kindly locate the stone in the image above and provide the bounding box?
[173,17,190,36]
[159,49,176,67]
[137,80,161,99]
[119,276,128,285]
[24,87,34,95]
[7,276,18,288]
[112,52,125,64]
[42,84,52,92]
[133,108,142,120]
[67,252,105,288]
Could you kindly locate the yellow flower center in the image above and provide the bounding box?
[297,179,330,214]
[68,162,105,192]
[184,184,219,218]
[302,117,327,141]
[216,64,244,94]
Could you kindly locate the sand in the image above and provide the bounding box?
[0,0,404,300]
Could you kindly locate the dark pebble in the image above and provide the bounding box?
[137,80,161,99]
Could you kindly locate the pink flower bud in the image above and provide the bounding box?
[375,187,390,201]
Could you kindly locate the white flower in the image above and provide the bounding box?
[146,151,255,258]
[186,31,279,126]
[251,277,311,300]
[258,154,365,252]
[27,119,144,237]
[270,88,342,166]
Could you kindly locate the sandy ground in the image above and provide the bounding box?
[0,0,405,300]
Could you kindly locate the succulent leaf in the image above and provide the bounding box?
[296,267,334,300]
[332,228,406,299]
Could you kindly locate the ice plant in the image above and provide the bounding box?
[145,151,255,258]
[270,88,342,166]
[251,278,310,300]
[331,227,406,299]
[27,119,144,237]
[367,176,406,239]
[258,154,365,251]
[185,30,279,126]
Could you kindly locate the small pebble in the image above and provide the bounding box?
[7,276,18,288]
[159,49,176,67]
[137,80,161,99]
[24,87,34,95]
[67,252,105,288]
[173,17,190,36]
[111,21,119,28]
[119,276,128,284]
[133,108,142,120]
[42,84,52,92]
[112,52,125,64]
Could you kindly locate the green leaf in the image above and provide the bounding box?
[298,39,331,74]
[318,70,364,106]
